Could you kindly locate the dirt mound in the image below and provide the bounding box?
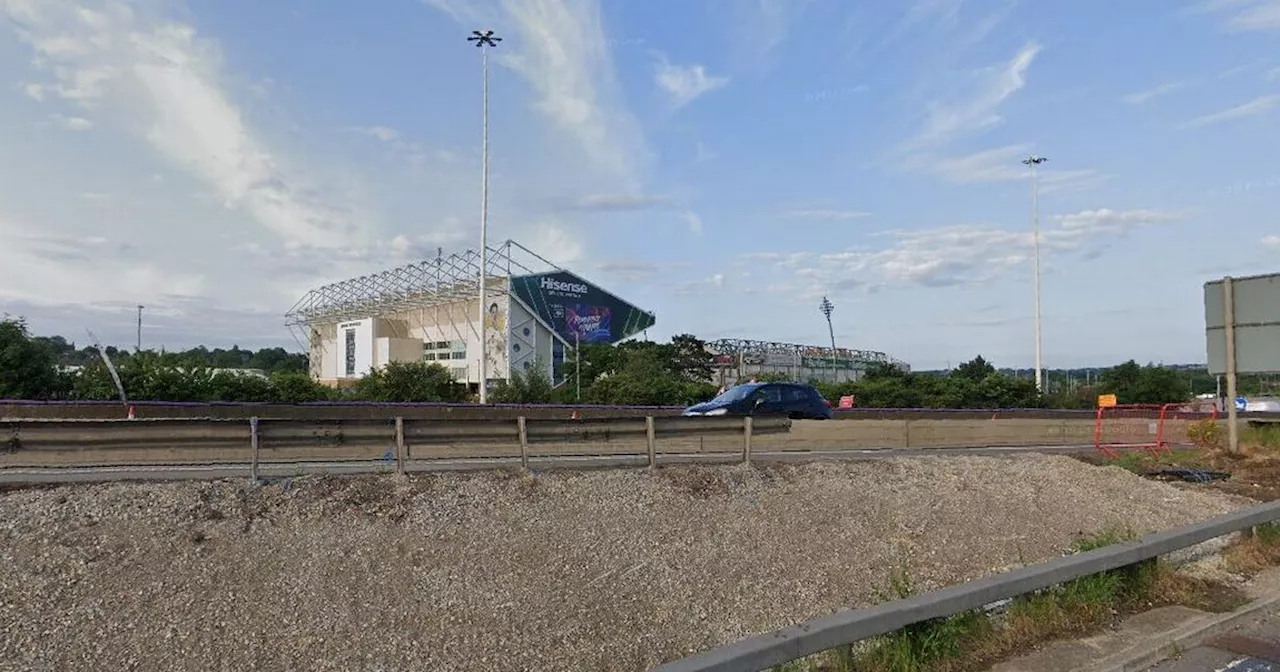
[0,455,1251,671]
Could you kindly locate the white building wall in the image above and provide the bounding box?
[507,297,556,383]
[310,291,532,387]
[333,319,375,379]
[375,337,424,368]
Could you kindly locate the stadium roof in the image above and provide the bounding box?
[284,239,560,327]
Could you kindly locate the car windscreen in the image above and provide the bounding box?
[711,384,762,404]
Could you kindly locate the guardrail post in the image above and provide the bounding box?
[249,416,259,483]
[394,417,406,475]
[518,416,529,470]
[646,416,656,469]
[743,416,753,466]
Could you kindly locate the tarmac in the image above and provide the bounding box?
[991,567,1280,672]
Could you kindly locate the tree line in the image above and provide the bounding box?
[0,317,1236,407]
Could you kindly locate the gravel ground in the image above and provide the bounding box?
[0,455,1254,672]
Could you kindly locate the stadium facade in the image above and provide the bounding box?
[706,339,909,387]
[285,240,656,391]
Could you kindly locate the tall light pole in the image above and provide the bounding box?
[135,304,144,354]
[469,29,501,403]
[819,296,837,381]
[1022,154,1048,393]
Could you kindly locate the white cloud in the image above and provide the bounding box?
[782,209,872,221]
[909,41,1041,148]
[654,57,730,108]
[353,126,400,142]
[526,218,585,267]
[51,113,92,130]
[903,0,966,26]
[419,0,648,190]
[910,144,1107,193]
[680,210,703,235]
[1191,0,1280,31]
[726,0,813,66]
[1263,235,1280,248]
[746,208,1183,296]
[558,193,668,212]
[672,273,725,296]
[0,217,205,308]
[1180,94,1280,128]
[5,0,366,249]
[1122,81,1189,105]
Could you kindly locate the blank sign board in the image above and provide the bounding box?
[1205,273,1280,375]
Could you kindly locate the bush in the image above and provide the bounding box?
[352,361,469,403]
[1187,418,1224,450]
[490,360,555,404]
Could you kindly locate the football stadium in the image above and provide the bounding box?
[284,241,656,391]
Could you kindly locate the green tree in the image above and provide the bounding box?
[207,372,276,402]
[353,361,468,403]
[1098,360,1189,405]
[0,318,62,400]
[490,359,555,403]
[271,372,335,402]
[953,355,996,382]
[588,348,685,406]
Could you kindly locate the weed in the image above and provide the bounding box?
[1187,419,1224,450]
[771,525,1259,672]
[1225,521,1280,575]
[1073,527,1136,552]
[1243,424,1280,452]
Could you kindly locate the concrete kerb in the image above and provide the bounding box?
[993,567,1280,672]
[1083,589,1280,672]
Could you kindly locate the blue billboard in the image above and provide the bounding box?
[509,271,655,345]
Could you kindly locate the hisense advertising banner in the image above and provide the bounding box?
[509,271,656,345]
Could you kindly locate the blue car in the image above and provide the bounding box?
[683,382,833,420]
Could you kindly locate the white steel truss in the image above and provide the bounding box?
[284,239,560,327]
[707,338,908,370]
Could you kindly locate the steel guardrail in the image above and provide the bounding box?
[652,499,1280,672]
[0,415,791,475]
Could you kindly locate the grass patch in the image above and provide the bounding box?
[1224,521,1280,575]
[1243,424,1280,452]
[770,529,1248,672]
[1106,449,1203,475]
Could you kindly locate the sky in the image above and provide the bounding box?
[0,0,1277,371]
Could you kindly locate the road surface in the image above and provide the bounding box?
[1146,606,1280,671]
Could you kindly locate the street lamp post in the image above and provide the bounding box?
[135,304,144,354]
[469,29,501,403]
[819,296,837,382]
[1022,155,1048,393]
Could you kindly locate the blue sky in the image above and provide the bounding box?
[0,0,1277,370]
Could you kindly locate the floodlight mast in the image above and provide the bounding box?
[468,29,501,403]
[819,296,837,379]
[1021,154,1048,393]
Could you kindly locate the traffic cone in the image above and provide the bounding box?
[127,405,136,420]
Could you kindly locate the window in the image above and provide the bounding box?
[450,351,466,360]
[435,341,449,350]
[786,386,810,403]
[344,329,356,376]
[423,353,436,361]
[763,386,784,404]
[451,367,467,380]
